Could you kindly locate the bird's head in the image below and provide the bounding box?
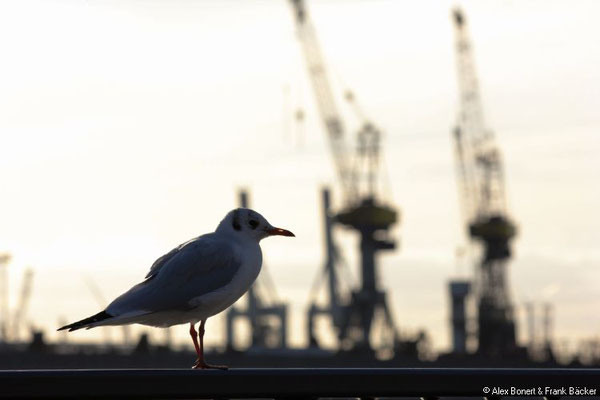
[217,208,295,242]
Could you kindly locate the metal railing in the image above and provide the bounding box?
[1,368,599,399]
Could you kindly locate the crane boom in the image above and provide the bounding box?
[453,8,508,222]
[289,0,354,200]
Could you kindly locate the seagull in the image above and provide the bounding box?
[58,208,294,369]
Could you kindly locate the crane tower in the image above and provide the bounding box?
[451,8,518,356]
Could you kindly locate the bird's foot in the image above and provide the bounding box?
[192,359,228,370]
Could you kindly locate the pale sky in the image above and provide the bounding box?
[0,0,599,353]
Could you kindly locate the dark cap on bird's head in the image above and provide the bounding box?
[218,208,294,241]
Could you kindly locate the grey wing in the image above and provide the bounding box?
[107,235,242,316]
[145,237,198,279]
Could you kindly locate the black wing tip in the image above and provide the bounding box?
[56,325,80,332]
[57,310,113,332]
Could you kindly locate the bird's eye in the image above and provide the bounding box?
[249,219,259,229]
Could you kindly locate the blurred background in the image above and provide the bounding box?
[0,0,598,367]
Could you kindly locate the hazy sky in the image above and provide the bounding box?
[0,0,598,352]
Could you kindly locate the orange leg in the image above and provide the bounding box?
[189,323,202,360]
[191,320,228,370]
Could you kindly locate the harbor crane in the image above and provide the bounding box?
[226,189,288,351]
[289,0,408,355]
[83,276,132,346]
[11,268,34,342]
[0,253,11,343]
[451,8,519,356]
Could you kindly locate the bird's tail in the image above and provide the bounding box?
[57,310,113,332]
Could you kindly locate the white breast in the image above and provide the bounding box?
[188,239,263,320]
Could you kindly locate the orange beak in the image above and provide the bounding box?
[267,227,295,237]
